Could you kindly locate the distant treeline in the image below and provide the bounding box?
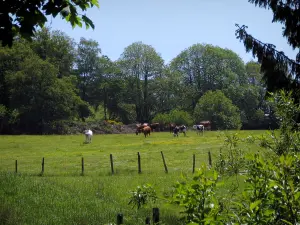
[0,28,279,134]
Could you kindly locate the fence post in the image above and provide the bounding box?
[15,160,18,173]
[160,151,168,173]
[208,151,212,167]
[116,213,123,224]
[41,157,44,175]
[145,217,150,224]
[192,154,195,173]
[153,208,160,224]
[110,154,114,174]
[138,152,141,174]
[81,157,84,175]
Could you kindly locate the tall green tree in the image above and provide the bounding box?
[148,67,185,114]
[6,53,86,134]
[0,41,36,133]
[0,0,99,47]
[235,0,300,98]
[95,56,127,122]
[170,44,247,111]
[223,61,268,128]
[30,28,76,78]
[0,41,34,109]
[119,42,164,122]
[76,37,101,103]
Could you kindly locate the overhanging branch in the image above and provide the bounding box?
[235,24,300,91]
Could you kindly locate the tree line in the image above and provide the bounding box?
[0,28,277,134]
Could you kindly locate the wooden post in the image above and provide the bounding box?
[138,152,141,174]
[208,151,212,167]
[41,157,44,174]
[81,157,84,175]
[15,160,18,173]
[160,151,168,173]
[192,154,195,173]
[110,154,114,174]
[153,208,160,224]
[116,213,123,224]
[145,217,151,224]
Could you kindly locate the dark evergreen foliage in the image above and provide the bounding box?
[235,0,300,96]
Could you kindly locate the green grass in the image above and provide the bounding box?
[0,130,268,225]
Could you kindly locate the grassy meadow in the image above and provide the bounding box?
[0,130,269,225]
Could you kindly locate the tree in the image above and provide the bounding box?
[222,61,269,128]
[148,67,186,115]
[6,53,87,134]
[0,0,99,47]
[170,44,247,111]
[118,42,164,122]
[194,90,242,130]
[75,37,101,104]
[235,0,300,97]
[223,85,264,126]
[30,27,76,78]
[97,56,128,122]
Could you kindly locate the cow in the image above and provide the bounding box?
[84,129,93,143]
[150,123,160,132]
[135,123,149,135]
[179,125,187,136]
[199,121,211,130]
[193,124,204,135]
[173,126,180,137]
[142,126,151,138]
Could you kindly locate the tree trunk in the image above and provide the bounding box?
[103,87,107,120]
[143,72,149,122]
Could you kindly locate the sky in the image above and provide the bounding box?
[46,0,297,64]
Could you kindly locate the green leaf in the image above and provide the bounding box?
[82,15,95,29]
[280,219,294,225]
[250,200,261,211]
[90,0,100,8]
[294,191,300,201]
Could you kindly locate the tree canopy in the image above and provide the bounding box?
[0,0,99,47]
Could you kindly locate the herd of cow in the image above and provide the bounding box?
[83,121,212,143]
[135,121,211,138]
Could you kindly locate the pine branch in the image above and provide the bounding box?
[247,0,300,49]
[235,24,300,91]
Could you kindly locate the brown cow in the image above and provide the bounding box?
[135,123,149,135]
[199,121,211,130]
[142,126,151,138]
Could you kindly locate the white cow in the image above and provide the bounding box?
[193,125,204,135]
[84,129,93,143]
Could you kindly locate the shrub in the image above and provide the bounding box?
[194,90,242,130]
[231,153,300,224]
[170,165,223,224]
[152,113,170,125]
[261,90,300,155]
[128,184,157,210]
[169,109,193,126]
[214,132,245,176]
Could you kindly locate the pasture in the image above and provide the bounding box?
[0,130,268,225]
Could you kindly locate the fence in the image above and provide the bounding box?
[11,151,213,176]
[116,208,160,225]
